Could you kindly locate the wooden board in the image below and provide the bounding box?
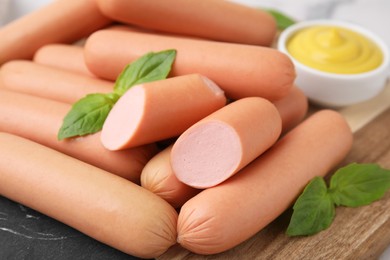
[158,81,390,259]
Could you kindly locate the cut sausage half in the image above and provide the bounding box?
[101,74,226,150]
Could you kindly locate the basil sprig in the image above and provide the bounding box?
[287,163,390,236]
[265,9,295,30]
[58,49,176,140]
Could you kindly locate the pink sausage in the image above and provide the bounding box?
[95,0,276,46]
[84,29,296,101]
[101,74,226,150]
[0,89,157,183]
[171,97,282,189]
[177,110,353,254]
[0,133,177,258]
[0,0,111,65]
[140,145,201,209]
[276,85,309,133]
[0,60,113,104]
[141,88,308,208]
[33,44,96,77]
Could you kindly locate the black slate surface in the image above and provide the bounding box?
[0,196,141,260]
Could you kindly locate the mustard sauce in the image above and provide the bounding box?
[287,26,383,74]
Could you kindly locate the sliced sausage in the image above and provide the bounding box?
[141,88,308,207]
[101,74,226,150]
[177,110,353,254]
[171,97,282,188]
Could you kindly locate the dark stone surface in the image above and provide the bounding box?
[0,196,141,260]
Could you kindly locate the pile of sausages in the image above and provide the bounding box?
[0,0,354,258]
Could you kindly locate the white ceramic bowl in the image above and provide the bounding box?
[278,19,390,107]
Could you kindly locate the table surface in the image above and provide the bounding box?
[1,83,390,259]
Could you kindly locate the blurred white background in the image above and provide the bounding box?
[0,0,389,258]
[0,0,52,24]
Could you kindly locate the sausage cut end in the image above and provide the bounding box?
[171,121,242,188]
[101,85,145,150]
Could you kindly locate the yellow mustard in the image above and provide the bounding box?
[287,26,383,74]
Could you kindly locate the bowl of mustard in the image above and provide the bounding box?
[278,19,390,107]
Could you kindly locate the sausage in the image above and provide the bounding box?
[140,145,200,209]
[84,29,296,100]
[0,0,111,65]
[95,0,276,46]
[0,132,177,258]
[0,60,113,104]
[170,97,282,189]
[33,44,96,77]
[106,24,160,34]
[177,109,353,254]
[275,85,309,133]
[141,88,307,207]
[0,89,157,183]
[101,74,227,150]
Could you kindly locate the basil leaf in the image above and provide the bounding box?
[58,93,119,140]
[329,163,390,207]
[286,177,335,236]
[266,9,295,30]
[114,49,177,95]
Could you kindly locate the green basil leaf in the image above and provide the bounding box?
[114,49,177,95]
[286,177,335,236]
[266,9,295,30]
[329,163,390,207]
[58,92,120,140]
